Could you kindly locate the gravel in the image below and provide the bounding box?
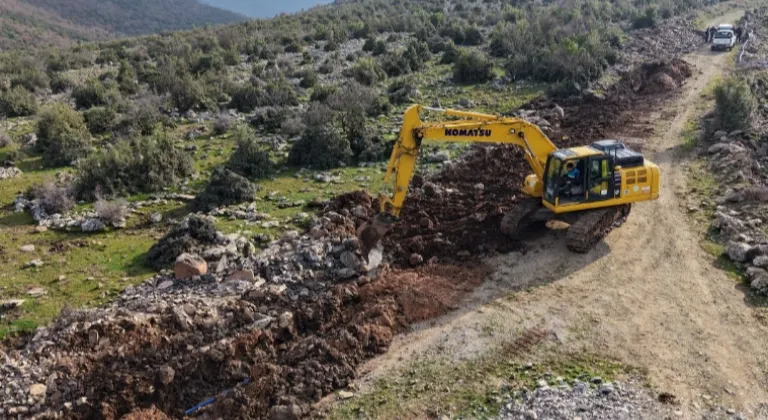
[496,380,674,420]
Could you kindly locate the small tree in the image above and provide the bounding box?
[226,125,274,178]
[0,86,38,117]
[84,106,116,135]
[349,57,386,86]
[195,166,257,211]
[714,77,755,132]
[72,79,108,109]
[453,50,494,84]
[288,104,351,169]
[36,103,92,167]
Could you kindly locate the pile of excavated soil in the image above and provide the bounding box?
[46,262,487,420]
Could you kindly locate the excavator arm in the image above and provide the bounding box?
[379,104,558,217]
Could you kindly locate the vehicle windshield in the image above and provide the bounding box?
[543,156,562,203]
[715,31,733,39]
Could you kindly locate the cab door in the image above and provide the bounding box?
[587,156,613,202]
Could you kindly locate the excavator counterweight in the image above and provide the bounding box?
[360,105,660,259]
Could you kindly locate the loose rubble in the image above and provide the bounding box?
[496,380,674,420]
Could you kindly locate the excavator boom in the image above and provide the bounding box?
[379,105,558,217]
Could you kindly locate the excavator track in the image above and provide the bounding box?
[500,198,542,239]
[565,204,631,253]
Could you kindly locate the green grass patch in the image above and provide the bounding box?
[329,345,635,419]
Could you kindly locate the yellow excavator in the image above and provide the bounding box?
[361,104,660,254]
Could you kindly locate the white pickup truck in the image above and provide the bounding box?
[711,29,736,51]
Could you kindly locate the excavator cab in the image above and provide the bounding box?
[543,149,615,206]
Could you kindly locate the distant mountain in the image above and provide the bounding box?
[20,0,247,36]
[200,0,333,18]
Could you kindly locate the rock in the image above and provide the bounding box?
[24,259,44,269]
[599,383,615,395]
[157,280,174,290]
[150,212,163,224]
[29,383,47,400]
[422,182,442,198]
[457,97,474,108]
[753,256,768,268]
[352,205,368,218]
[34,226,48,233]
[336,268,358,279]
[726,241,755,263]
[174,253,207,279]
[409,253,424,266]
[590,376,603,384]
[278,311,294,329]
[282,230,300,242]
[269,404,301,420]
[340,251,360,270]
[88,329,99,347]
[427,150,450,163]
[227,270,255,282]
[708,143,730,154]
[0,299,24,309]
[713,130,728,139]
[338,391,355,399]
[19,244,35,252]
[729,130,744,138]
[156,365,175,385]
[81,218,106,233]
[0,167,21,179]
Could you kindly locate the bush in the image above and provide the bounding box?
[453,50,494,84]
[75,130,194,200]
[387,77,419,105]
[30,182,75,214]
[72,80,109,109]
[212,114,232,135]
[36,104,92,167]
[362,38,376,52]
[249,107,290,133]
[116,60,139,94]
[229,81,298,112]
[226,125,274,178]
[281,116,305,137]
[310,84,337,102]
[0,86,38,117]
[145,214,220,270]
[0,132,12,148]
[299,71,318,89]
[464,27,485,46]
[348,57,386,86]
[11,69,49,92]
[632,7,658,29]
[95,198,129,225]
[122,95,166,135]
[714,77,755,132]
[195,166,257,211]
[84,107,116,135]
[440,41,459,64]
[171,74,211,112]
[288,105,351,169]
[50,73,75,94]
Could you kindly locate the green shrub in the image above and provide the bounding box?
[229,81,298,112]
[299,71,318,88]
[0,86,38,117]
[72,80,108,109]
[171,74,211,112]
[11,69,49,92]
[75,129,193,200]
[714,77,755,132]
[84,106,116,135]
[36,104,91,167]
[117,60,139,94]
[464,26,485,46]
[192,52,225,74]
[122,96,167,135]
[226,125,274,178]
[440,41,459,64]
[632,7,658,29]
[288,105,351,169]
[453,50,494,84]
[50,73,75,94]
[387,77,419,105]
[348,57,386,86]
[373,40,388,56]
[310,84,338,102]
[362,38,376,52]
[249,107,291,133]
[195,166,257,211]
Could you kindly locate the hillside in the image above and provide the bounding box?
[201,0,332,18]
[0,0,109,50]
[0,0,246,50]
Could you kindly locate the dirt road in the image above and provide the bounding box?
[357,7,768,418]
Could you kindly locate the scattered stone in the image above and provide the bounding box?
[338,391,355,400]
[156,365,175,386]
[34,226,48,233]
[278,311,294,329]
[19,244,35,253]
[157,280,174,290]
[88,329,99,347]
[227,270,255,282]
[81,218,107,233]
[409,253,424,267]
[150,212,163,224]
[725,241,755,263]
[340,251,360,270]
[174,253,207,280]
[28,384,47,400]
[24,259,44,269]
[427,150,450,163]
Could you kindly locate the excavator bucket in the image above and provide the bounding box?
[357,213,395,268]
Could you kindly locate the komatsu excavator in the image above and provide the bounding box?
[361,104,660,254]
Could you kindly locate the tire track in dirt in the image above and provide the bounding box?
[352,7,768,419]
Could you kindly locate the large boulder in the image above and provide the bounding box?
[726,241,756,263]
[748,267,768,295]
[174,253,207,279]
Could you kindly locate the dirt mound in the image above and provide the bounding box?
[45,261,487,419]
[624,59,693,94]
